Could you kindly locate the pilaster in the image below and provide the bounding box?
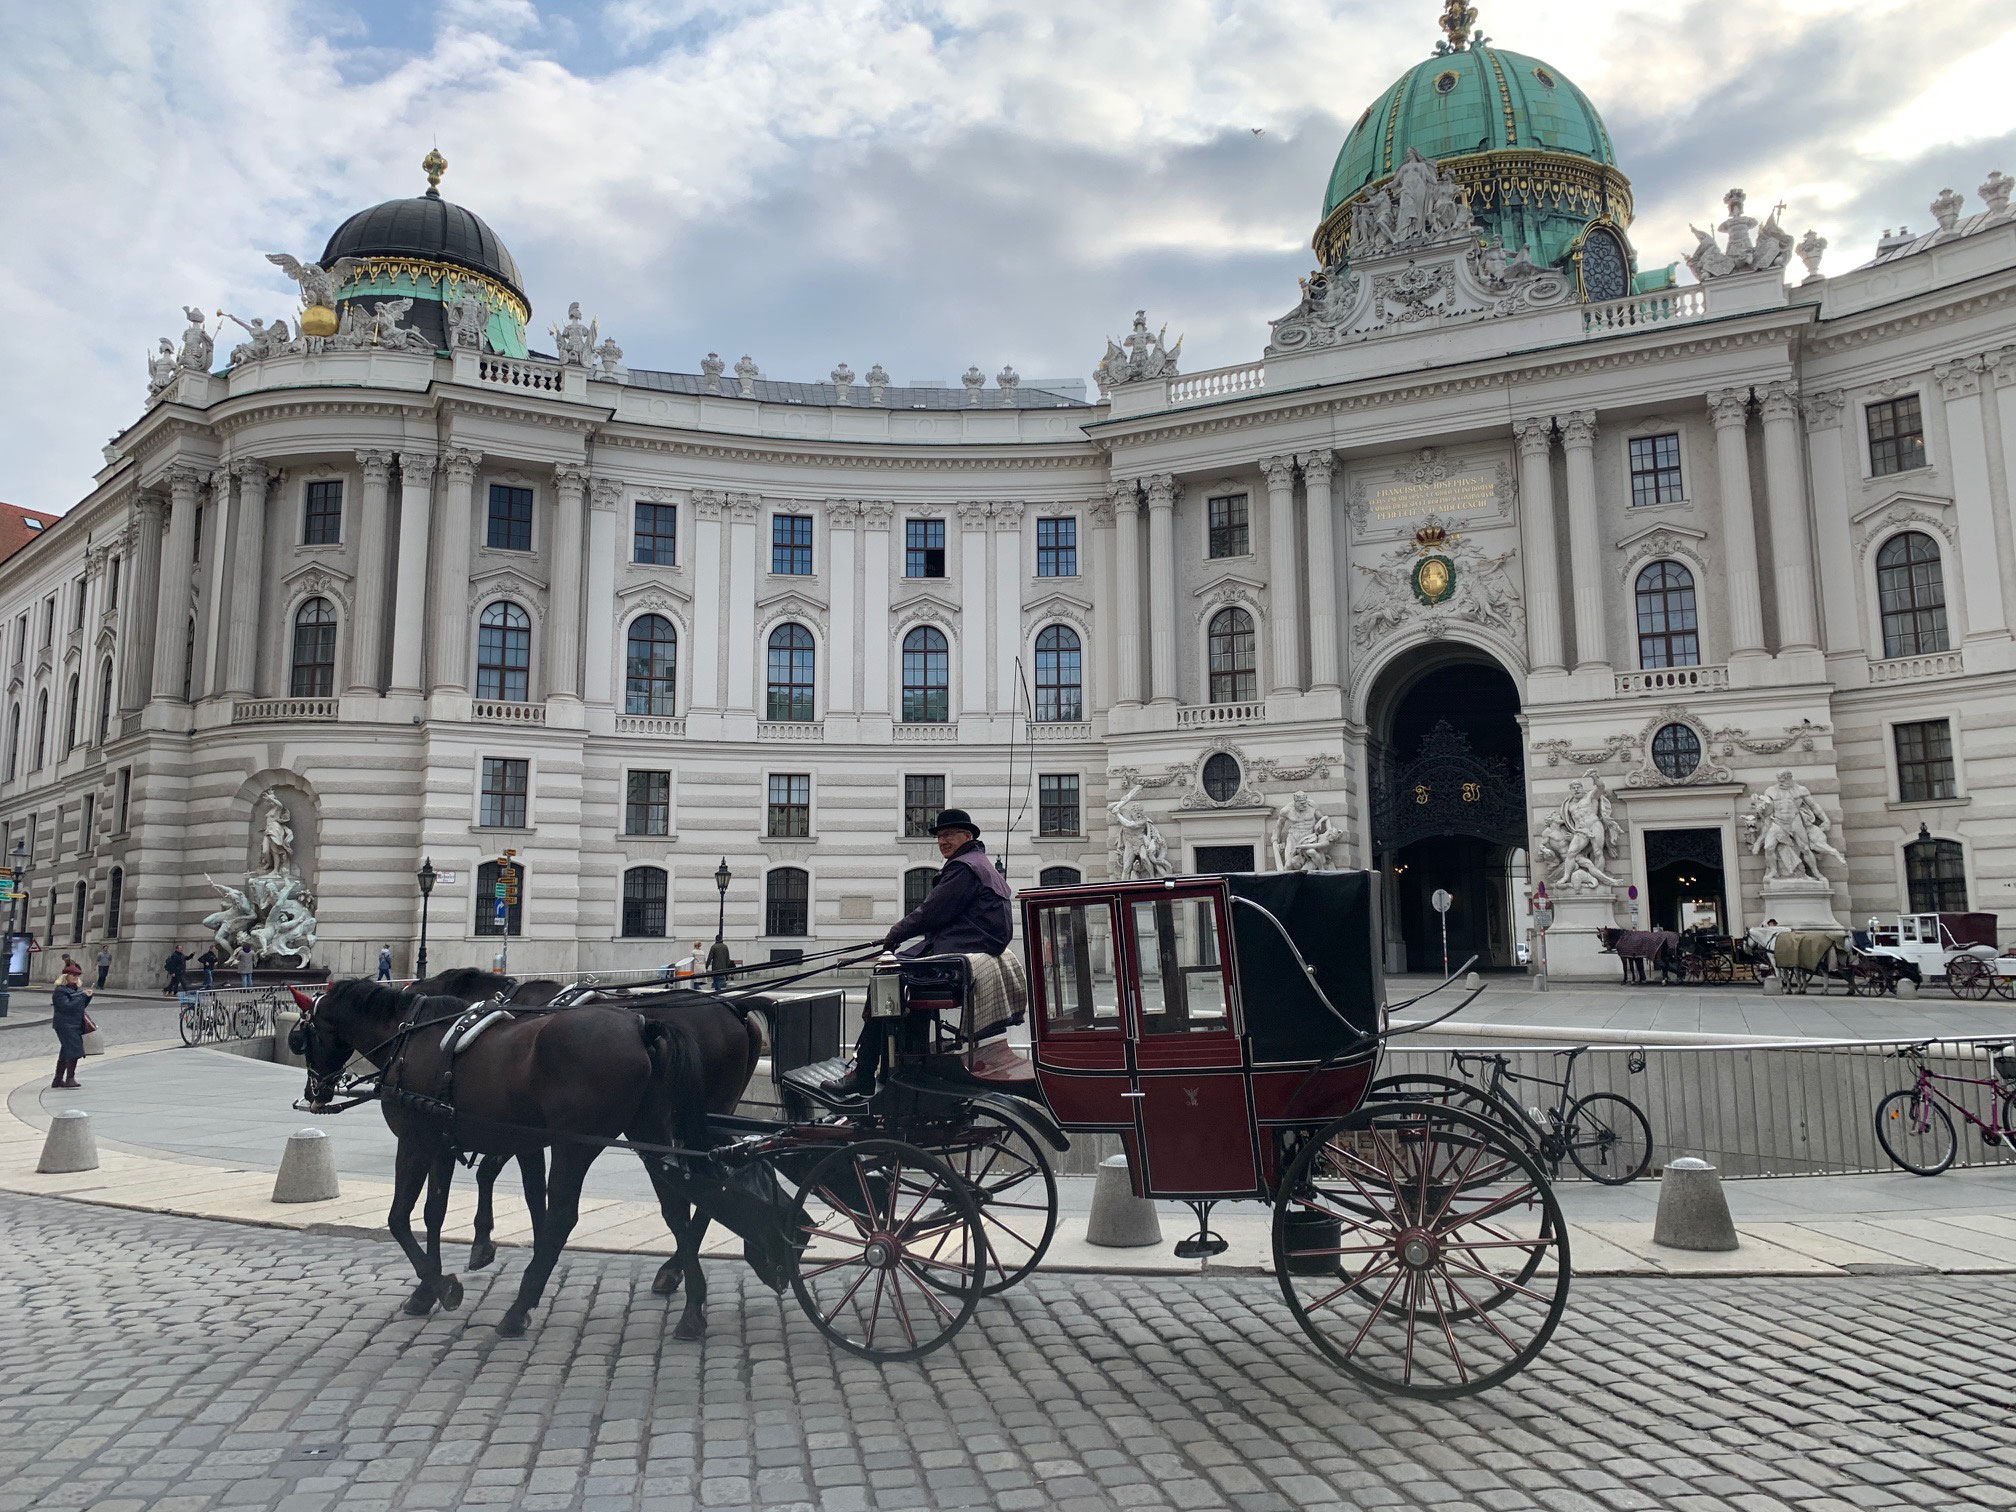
[1110,482,1144,708]
[347,450,394,693]
[1299,450,1342,690]
[1145,473,1179,705]
[430,449,481,693]
[1559,410,1608,671]
[1261,456,1303,694]
[1710,389,1767,661]
[388,452,436,694]
[1514,418,1565,673]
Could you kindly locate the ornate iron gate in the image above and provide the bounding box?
[1371,719,1526,853]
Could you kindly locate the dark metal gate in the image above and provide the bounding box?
[1370,720,1526,853]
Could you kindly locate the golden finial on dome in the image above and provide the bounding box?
[1439,0,1478,51]
[422,147,447,195]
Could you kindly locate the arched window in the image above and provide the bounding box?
[901,627,949,723]
[1033,625,1082,722]
[621,866,668,938]
[476,601,531,702]
[290,598,337,698]
[5,702,18,781]
[1876,531,1949,659]
[96,658,114,744]
[765,867,809,937]
[1038,866,1082,888]
[1207,608,1257,704]
[71,880,85,945]
[902,866,936,913]
[766,624,816,722]
[32,690,48,770]
[624,614,677,716]
[106,866,123,938]
[1905,836,1967,913]
[1634,562,1700,669]
[1579,224,1631,303]
[62,673,79,755]
[475,858,525,935]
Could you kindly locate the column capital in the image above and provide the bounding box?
[1933,357,1983,401]
[1514,416,1554,456]
[589,476,622,512]
[396,450,437,485]
[355,449,394,485]
[228,457,274,487]
[1295,450,1336,486]
[1708,388,1752,428]
[1758,381,1801,422]
[827,499,861,527]
[694,488,727,520]
[161,464,209,496]
[990,500,1025,531]
[1107,479,1141,516]
[1557,409,1598,449]
[1989,344,2016,388]
[443,448,483,483]
[728,492,761,522]
[553,462,589,497]
[1144,473,1181,509]
[1801,389,1845,432]
[135,490,168,522]
[1259,455,1296,491]
[861,499,895,529]
[956,500,993,528]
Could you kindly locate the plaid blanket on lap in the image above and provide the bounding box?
[963,950,1028,1036]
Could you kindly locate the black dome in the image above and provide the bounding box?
[320,190,525,305]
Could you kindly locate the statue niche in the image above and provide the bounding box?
[202,786,320,969]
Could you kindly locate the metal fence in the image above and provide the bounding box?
[175,987,292,1047]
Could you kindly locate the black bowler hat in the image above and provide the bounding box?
[930,808,981,837]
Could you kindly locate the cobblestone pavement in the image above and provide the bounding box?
[2,1196,2009,1512]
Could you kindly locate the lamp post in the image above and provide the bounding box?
[714,857,732,944]
[415,856,437,982]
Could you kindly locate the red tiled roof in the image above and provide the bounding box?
[0,502,59,565]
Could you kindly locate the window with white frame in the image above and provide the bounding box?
[1038,774,1081,837]
[480,757,529,828]
[625,770,671,835]
[1627,433,1684,507]
[767,773,811,837]
[1893,719,1956,803]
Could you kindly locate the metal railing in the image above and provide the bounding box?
[175,986,294,1047]
[1384,1034,2016,1178]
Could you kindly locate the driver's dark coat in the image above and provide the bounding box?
[883,840,1011,956]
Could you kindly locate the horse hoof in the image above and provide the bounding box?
[436,1275,464,1312]
[497,1310,527,1339]
[651,1260,683,1296]
[672,1312,706,1342]
[468,1241,496,1272]
[403,1292,435,1318]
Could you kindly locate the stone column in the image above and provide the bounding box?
[861,502,893,713]
[992,503,1023,718]
[1514,418,1565,673]
[346,450,394,692]
[826,503,859,715]
[223,463,271,696]
[1559,410,1608,671]
[388,452,436,694]
[1934,358,2010,640]
[197,475,233,699]
[1710,389,1767,659]
[582,479,621,704]
[1145,473,1179,704]
[1110,482,1143,708]
[546,465,588,698]
[1298,451,1341,690]
[1991,349,2016,627]
[726,494,759,712]
[1800,392,1859,655]
[1261,456,1303,694]
[119,493,166,712]
[430,449,481,692]
[150,467,205,701]
[1757,383,1821,652]
[691,492,726,710]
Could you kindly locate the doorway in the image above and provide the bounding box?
[1194,845,1255,873]
[1645,828,1728,933]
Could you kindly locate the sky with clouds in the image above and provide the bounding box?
[2,0,2011,512]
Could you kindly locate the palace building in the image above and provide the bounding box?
[5,8,2015,983]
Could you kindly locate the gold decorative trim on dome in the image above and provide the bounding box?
[1439,1,1478,51]
[1483,46,1517,146]
[1314,150,1634,265]
[334,257,530,324]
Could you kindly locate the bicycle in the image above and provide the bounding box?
[1873,1041,2016,1176]
[1447,1047,1654,1185]
[176,990,267,1046]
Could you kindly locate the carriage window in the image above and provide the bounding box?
[1131,898,1230,1035]
[1033,903,1120,1033]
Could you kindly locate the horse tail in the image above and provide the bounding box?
[640,1017,710,1151]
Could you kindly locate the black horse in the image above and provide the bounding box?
[1595,927,1682,985]
[295,978,785,1338]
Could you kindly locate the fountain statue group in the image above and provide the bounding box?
[202,790,318,968]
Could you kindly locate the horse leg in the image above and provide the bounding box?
[422,1149,464,1311]
[640,1155,710,1338]
[498,1142,597,1338]
[388,1140,444,1317]
[469,1152,508,1271]
[518,1149,548,1234]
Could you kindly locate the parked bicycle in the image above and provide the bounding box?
[1873,1041,2016,1176]
[176,989,272,1047]
[1445,1047,1654,1185]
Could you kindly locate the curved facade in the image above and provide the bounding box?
[6,29,2016,985]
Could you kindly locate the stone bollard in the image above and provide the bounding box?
[38,1110,99,1173]
[1896,976,1919,1001]
[272,1009,305,1068]
[1085,1152,1161,1247]
[1652,1156,1739,1252]
[1761,974,1783,996]
[273,1128,340,1203]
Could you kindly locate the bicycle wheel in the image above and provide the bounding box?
[1366,1074,1537,1152]
[1946,957,1992,1000]
[178,1004,203,1046]
[2001,1087,2016,1145]
[232,1002,263,1039]
[919,1111,1057,1296]
[1564,1093,1653,1184]
[1874,1089,1956,1175]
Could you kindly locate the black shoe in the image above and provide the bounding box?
[815,1065,872,1100]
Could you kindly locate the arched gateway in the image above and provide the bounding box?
[1364,647,1527,974]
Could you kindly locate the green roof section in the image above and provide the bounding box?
[1322,46,1615,219]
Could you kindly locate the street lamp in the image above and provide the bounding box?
[714,857,732,945]
[415,856,437,982]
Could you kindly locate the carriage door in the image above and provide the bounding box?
[1127,893,1260,1196]
[1028,899,1134,1130]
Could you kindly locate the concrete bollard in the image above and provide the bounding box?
[1085,1152,1161,1247]
[38,1110,99,1174]
[1652,1156,1739,1252]
[272,1127,341,1203]
[272,1009,305,1068]
[1761,974,1783,996]
[1896,977,1919,1001]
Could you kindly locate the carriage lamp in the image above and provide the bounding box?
[714,858,732,945]
[415,857,437,980]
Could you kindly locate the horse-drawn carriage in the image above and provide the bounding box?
[1857,912,2016,1000]
[292,869,1568,1398]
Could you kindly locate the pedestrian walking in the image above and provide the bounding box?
[235,943,256,989]
[197,947,218,990]
[163,944,187,995]
[377,944,393,981]
[50,966,93,1090]
[93,946,110,991]
[706,937,734,992]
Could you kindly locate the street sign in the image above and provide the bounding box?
[495,860,520,905]
[493,898,508,925]
[1430,889,1452,914]
[0,870,13,908]
[1430,888,1453,977]
[1533,902,1554,931]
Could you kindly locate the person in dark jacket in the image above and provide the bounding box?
[197,948,218,989]
[50,967,92,1089]
[163,946,188,995]
[705,938,735,992]
[820,808,1012,1097]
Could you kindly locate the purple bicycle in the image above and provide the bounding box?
[1874,1041,2016,1175]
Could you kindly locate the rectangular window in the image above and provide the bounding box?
[1033,901,1121,1033]
[303,480,343,545]
[903,867,935,912]
[633,502,678,565]
[767,773,811,838]
[1907,839,1968,913]
[1868,396,1927,477]
[107,557,119,610]
[479,757,529,829]
[117,767,131,831]
[903,775,945,837]
[765,869,809,937]
[621,868,668,938]
[1628,433,1685,507]
[1036,517,1077,577]
[486,484,535,551]
[625,770,671,835]
[905,519,946,578]
[1132,898,1231,1034]
[1894,719,1957,803]
[72,576,86,630]
[79,793,93,855]
[770,514,813,575]
[106,867,122,938]
[1207,494,1249,558]
[1038,774,1081,837]
[41,598,55,648]
[476,859,524,936]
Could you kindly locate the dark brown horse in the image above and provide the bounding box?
[1596,927,1682,984]
[295,979,786,1338]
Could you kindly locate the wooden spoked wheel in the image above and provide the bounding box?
[1702,953,1734,984]
[920,1112,1058,1296]
[1272,1101,1570,1399]
[1365,1074,1538,1158]
[789,1139,986,1362]
[1946,957,1993,1000]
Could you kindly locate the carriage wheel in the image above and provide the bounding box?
[1992,970,2015,1002]
[1703,954,1733,984]
[919,1112,1058,1296]
[1272,1101,1569,1399]
[1946,958,1992,1000]
[789,1139,986,1362]
[1366,1075,1537,1156]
